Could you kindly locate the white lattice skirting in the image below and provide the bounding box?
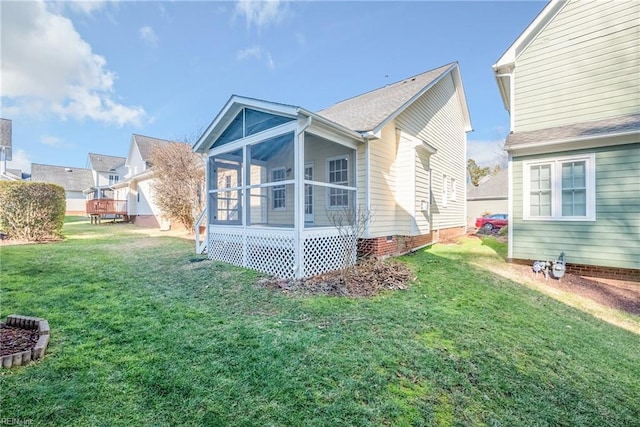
[207,228,355,279]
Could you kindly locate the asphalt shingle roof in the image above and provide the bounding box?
[467,169,508,200]
[505,113,640,149]
[317,63,456,132]
[88,153,126,172]
[133,134,173,163]
[30,164,93,192]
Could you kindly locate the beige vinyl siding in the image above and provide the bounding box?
[513,0,640,132]
[510,143,640,269]
[304,135,354,227]
[395,135,416,235]
[414,146,432,234]
[66,191,86,213]
[395,73,467,231]
[368,124,400,237]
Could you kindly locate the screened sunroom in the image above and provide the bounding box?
[193,96,364,279]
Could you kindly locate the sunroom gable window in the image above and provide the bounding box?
[523,153,595,221]
[214,108,295,149]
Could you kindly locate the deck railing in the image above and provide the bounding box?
[86,199,127,215]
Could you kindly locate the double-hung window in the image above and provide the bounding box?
[271,168,286,210]
[327,157,349,208]
[523,153,595,221]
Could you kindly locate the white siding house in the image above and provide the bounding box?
[113,134,171,228]
[194,62,472,279]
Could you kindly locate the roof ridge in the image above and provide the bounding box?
[320,62,456,110]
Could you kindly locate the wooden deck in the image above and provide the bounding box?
[86,199,128,224]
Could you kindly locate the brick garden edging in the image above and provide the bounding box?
[1,315,50,368]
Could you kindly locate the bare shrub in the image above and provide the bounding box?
[149,142,205,231]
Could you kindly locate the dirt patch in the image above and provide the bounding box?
[257,258,415,297]
[507,262,640,315]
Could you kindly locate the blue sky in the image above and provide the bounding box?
[2,0,546,173]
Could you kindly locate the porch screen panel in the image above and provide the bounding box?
[209,149,243,225]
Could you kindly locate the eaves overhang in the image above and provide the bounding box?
[193,95,365,154]
[506,130,640,157]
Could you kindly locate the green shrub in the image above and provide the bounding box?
[0,181,66,241]
[498,225,508,236]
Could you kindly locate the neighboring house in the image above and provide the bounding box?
[30,164,94,214]
[113,134,172,228]
[193,62,472,279]
[466,169,508,227]
[493,0,639,280]
[1,118,15,181]
[85,152,127,197]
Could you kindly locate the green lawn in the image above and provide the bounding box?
[1,219,638,426]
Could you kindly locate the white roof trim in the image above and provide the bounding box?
[371,63,472,135]
[193,96,364,154]
[493,0,568,70]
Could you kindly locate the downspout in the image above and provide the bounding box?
[507,152,513,261]
[496,70,515,132]
[294,116,313,278]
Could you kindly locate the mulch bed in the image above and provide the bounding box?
[0,323,39,356]
[257,257,415,297]
[509,263,640,315]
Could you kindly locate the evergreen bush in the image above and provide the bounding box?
[0,181,66,241]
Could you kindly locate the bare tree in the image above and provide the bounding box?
[149,142,205,231]
[327,206,372,284]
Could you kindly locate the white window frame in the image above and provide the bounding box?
[450,177,457,201]
[442,174,449,208]
[271,167,286,211]
[523,153,596,221]
[326,156,350,209]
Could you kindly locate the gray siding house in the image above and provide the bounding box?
[493,0,639,280]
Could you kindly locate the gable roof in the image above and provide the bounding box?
[493,0,566,110]
[87,153,126,172]
[467,169,508,200]
[30,163,94,192]
[318,62,471,134]
[192,96,365,153]
[132,134,173,163]
[505,113,640,153]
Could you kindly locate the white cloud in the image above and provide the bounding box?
[66,1,109,16]
[41,136,63,147]
[266,52,275,70]
[0,1,146,127]
[6,149,32,174]
[235,0,288,30]
[237,45,276,70]
[467,139,507,168]
[40,135,74,148]
[139,25,158,45]
[237,45,263,61]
